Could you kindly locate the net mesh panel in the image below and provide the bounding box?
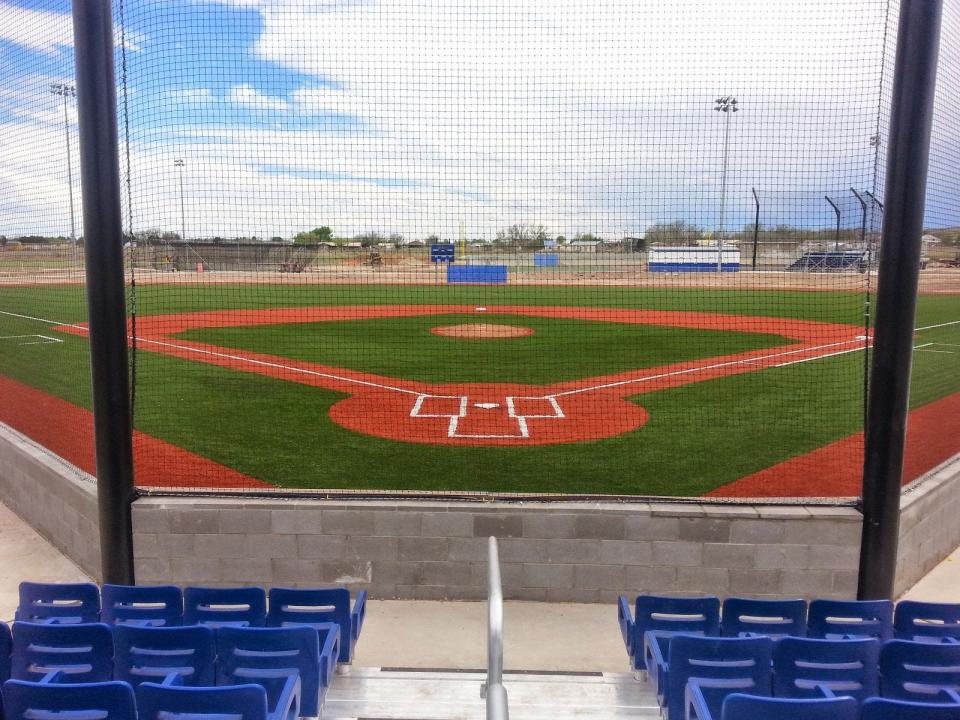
[0,0,957,498]
[0,0,93,474]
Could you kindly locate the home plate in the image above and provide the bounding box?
[475,402,499,409]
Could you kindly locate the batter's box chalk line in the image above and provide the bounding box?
[0,334,63,346]
[410,393,565,439]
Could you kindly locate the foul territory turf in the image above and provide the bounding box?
[0,283,958,496]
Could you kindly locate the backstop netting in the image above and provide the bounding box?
[0,0,957,499]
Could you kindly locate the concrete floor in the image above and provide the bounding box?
[0,498,957,672]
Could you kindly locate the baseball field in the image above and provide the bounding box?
[0,272,958,498]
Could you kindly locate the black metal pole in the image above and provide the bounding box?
[865,190,884,212]
[851,188,869,250]
[825,195,842,251]
[858,0,943,600]
[72,0,136,584]
[751,188,760,270]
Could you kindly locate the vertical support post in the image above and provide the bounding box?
[851,188,869,250]
[751,187,760,270]
[72,0,136,584]
[858,0,943,600]
[825,196,842,252]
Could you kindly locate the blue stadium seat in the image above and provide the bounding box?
[216,625,336,718]
[137,674,298,720]
[101,585,183,627]
[618,595,720,672]
[2,678,136,720]
[1,621,11,682]
[721,598,807,638]
[721,693,858,720]
[879,639,960,703]
[895,601,960,644]
[862,697,960,719]
[113,625,216,688]
[772,637,880,702]
[184,587,267,628]
[652,634,773,720]
[11,621,114,683]
[267,587,365,664]
[15,582,101,624]
[807,599,894,641]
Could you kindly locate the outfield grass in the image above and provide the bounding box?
[0,283,957,495]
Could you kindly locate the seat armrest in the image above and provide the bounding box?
[351,591,367,642]
[685,680,715,720]
[617,596,634,656]
[643,631,670,701]
[317,623,342,687]
[267,673,301,720]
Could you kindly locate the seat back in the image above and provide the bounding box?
[722,598,807,638]
[16,582,101,624]
[862,697,960,720]
[183,587,267,628]
[113,625,216,688]
[721,693,859,720]
[101,585,183,627]
[880,639,960,702]
[773,636,880,701]
[1,621,11,682]
[11,622,114,683]
[2,679,136,720]
[216,626,321,717]
[667,635,773,720]
[807,599,894,640]
[136,681,268,720]
[894,601,960,643]
[267,588,352,662]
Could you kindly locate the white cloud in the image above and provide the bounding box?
[0,2,73,56]
[228,84,289,112]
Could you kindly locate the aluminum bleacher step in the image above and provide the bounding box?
[323,667,661,719]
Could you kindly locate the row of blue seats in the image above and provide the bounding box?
[13,582,366,663]
[711,693,960,720]
[1,672,298,720]
[644,634,960,720]
[0,621,335,717]
[618,595,960,670]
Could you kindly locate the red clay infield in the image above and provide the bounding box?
[4,302,949,495]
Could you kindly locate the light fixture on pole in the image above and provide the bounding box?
[174,159,186,241]
[714,95,739,272]
[50,83,77,241]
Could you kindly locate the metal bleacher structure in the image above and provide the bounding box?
[3,549,960,719]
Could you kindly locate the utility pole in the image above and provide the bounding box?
[50,83,77,240]
[714,95,739,272]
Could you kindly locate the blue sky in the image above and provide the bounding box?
[0,0,957,239]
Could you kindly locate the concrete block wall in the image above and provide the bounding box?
[0,424,101,578]
[895,454,960,596]
[132,496,864,601]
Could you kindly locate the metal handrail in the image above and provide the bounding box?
[485,536,509,719]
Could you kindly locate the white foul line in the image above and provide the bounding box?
[915,319,960,331]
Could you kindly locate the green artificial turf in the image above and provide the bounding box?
[0,283,957,495]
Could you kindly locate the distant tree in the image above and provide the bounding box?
[645,221,704,246]
[388,233,404,246]
[0,236,7,247]
[425,234,440,244]
[294,226,333,244]
[555,235,566,245]
[355,231,383,247]
[270,236,284,243]
[496,223,549,248]
[573,232,602,243]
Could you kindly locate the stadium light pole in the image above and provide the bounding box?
[714,96,739,272]
[50,83,78,241]
[858,0,943,600]
[174,159,186,241]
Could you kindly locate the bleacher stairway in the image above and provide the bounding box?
[324,667,660,719]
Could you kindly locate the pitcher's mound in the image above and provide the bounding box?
[431,323,534,339]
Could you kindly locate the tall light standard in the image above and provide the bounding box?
[50,83,77,240]
[714,95,739,272]
[174,159,186,241]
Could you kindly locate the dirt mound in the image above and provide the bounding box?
[431,323,534,339]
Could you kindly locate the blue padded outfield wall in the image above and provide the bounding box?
[533,253,560,267]
[447,265,509,284]
[648,247,741,272]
